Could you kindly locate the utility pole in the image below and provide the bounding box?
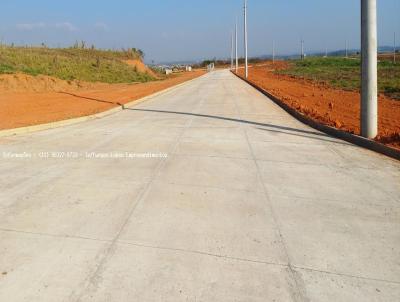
[235,21,238,72]
[345,40,348,58]
[301,39,304,60]
[272,40,275,64]
[231,31,234,70]
[394,32,396,64]
[325,42,328,58]
[361,0,378,139]
[244,0,248,78]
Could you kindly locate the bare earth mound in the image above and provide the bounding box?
[0,70,205,130]
[124,60,159,78]
[237,63,400,150]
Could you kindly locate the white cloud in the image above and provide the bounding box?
[55,22,78,32]
[16,22,78,32]
[94,22,109,32]
[16,22,46,31]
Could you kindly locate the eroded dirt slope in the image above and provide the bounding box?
[124,60,159,78]
[0,73,102,93]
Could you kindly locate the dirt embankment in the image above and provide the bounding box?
[0,60,158,93]
[0,70,205,130]
[124,60,159,78]
[237,62,400,150]
[0,73,102,93]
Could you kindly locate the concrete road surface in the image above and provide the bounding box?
[0,70,399,302]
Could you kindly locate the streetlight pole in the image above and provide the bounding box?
[394,32,396,64]
[361,0,378,138]
[235,21,238,72]
[231,31,234,70]
[272,40,275,64]
[244,0,248,78]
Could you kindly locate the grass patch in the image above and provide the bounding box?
[277,57,400,99]
[0,45,154,83]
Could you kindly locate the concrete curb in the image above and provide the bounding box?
[0,73,207,138]
[232,71,400,161]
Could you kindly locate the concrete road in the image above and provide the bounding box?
[0,70,399,302]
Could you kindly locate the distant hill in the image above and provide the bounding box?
[256,46,397,61]
[378,46,398,53]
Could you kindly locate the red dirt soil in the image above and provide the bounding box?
[0,73,99,93]
[237,62,400,150]
[124,59,159,78]
[0,70,205,130]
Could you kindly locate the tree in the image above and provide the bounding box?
[137,49,144,59]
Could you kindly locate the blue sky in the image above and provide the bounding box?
[0,0,399,63]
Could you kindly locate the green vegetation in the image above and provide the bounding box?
[277,57,400,100]
[0,44,154,83]
[196,57,262,68]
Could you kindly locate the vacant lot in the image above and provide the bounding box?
[0,45,205,130]
[237,61,400,150]
[0,45,154,83]
[277,57,400,100]
[0,70,205,130]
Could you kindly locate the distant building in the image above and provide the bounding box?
[165,69,173,75]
